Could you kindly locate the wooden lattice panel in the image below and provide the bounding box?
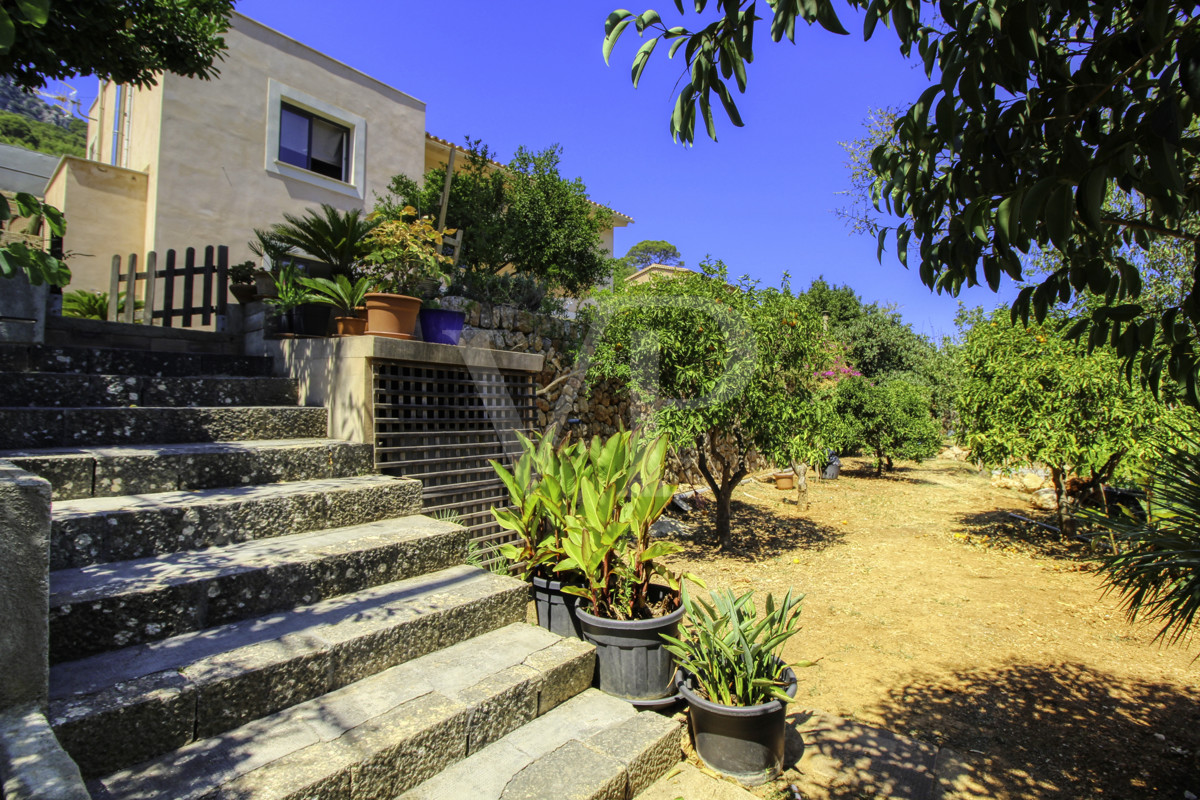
[373,360,536,557]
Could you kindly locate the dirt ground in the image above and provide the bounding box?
[660,457,1200,799]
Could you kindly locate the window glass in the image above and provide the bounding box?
[310,117,347,180]
[278,105,309,169]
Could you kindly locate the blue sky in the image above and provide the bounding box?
[63,1,1020,340]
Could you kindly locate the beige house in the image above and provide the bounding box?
[44,14,629,295]
[626,263,691,284]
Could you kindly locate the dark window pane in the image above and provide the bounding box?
[310,117,346,180]
[279,105,309,169]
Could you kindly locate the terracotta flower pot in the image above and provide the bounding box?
[364,293,421,338]
[773,471,794,490]
[335,315,366,335]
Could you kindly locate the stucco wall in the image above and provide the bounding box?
[147,14,426,266]
[45,158,148,293]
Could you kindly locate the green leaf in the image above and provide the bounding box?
[814,0,849,35]
[14,0,49,26]
[0,8,14,52]
[602,12,635,64]
[631,37,659,88]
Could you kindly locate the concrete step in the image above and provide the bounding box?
[0,344,273,377]
[49,511,442,663]
[402,690,682,800]
[50,473,421,570]
[0,373,298,408]
[0,439,375,500]
[87,623,596,800]
[51,564,531,778]
[0,405,327,449]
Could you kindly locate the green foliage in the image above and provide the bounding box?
[267,204,378,279]
[800,278,864,331]
[0,191,68,286]
[380,138,613,297]
[299,275,378,315]
[1089,426,1200,647]
[0,109,83,156]
[248,228,295,270]
[830,376,942,475]
[446,270,561,315]
[957,307,1180,526]
[589,260,834,547]
[62,289,138,320]
[361,211,454,295]
[228,260,255,285]
[0,0,233,92]
[263,263,317,313]
[604,1,1200,405]
[492,428,698,620]
[613,239,685,281]
[662,586,805,707]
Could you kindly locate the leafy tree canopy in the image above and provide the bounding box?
[830,376,942,475]
[0,109,84,156]
[0,0,234,92]
[956,305,1185,530]
[380,139,614,297]
[603,1,1200,403]
[623,239,685,270]
[588,260,835,547]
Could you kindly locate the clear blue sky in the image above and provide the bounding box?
[64,1,1021,340]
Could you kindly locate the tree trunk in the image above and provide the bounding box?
[715,487,734,550]
[1050,466,1070,535]
[791,459,808,505]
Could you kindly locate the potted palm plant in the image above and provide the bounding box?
[360,209,454,338]
[663,587,806,785]
[551,430,702,705]
[300,275,378,335]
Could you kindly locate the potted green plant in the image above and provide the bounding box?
[228,260,257,305]
[264,263,318,335]
[492,427,589,638]
[552,430,702,705]
[360,209,454,338]
[300,275,378,335]
[248,228,294,299]
[663,587,806,785]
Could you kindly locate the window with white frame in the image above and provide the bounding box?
[265,79,366,198]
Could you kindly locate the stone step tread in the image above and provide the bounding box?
[53,472,411,521]
[0,439,375,501]
[0,345,274,377]
[0,405,327,449]
[48,508,443,662]
[0,374,297,410]
[88,623,597,800]
[402,690,683,800]
[50,565,531,777]
[50,473,421,571]
[50,514,462,604]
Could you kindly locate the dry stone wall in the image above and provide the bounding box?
[437,297,768,485]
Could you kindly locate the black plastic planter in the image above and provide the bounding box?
[676,666,798,786]
[531,575,582,639]
[576,596,683,703]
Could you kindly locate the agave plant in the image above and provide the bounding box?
[661,586,806,707]
[299,275,378,315]
[269,204,379,278]
[1090,426,1200,646]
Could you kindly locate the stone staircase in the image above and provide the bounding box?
[0,342,680,800]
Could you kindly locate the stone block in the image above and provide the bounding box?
[501,740,626,800]
[460,665,539,754]
[0,707,89,800]
[4,454,94,500]
[345,694,470,799]
[525,638,595,716]
[0,462,51,709]
[584,712,683,798]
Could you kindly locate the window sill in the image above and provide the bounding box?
[267,159,362,199]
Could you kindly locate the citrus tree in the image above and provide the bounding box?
[588,261,834,548]
[957,307,1176,532]
[830,376,942,476]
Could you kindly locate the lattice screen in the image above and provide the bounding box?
[372,360,536,557]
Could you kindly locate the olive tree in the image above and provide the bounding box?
[588,261,835,548]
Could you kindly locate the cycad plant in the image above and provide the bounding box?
[662,586,805,706]
[299,275,378,315]
[269,204,378,278]
[1091,426,1200,647]
[62,290,141,320]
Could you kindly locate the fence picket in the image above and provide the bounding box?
[162,249,177,328]
[123,253,137,325]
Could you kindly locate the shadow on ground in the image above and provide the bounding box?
[836,461,942,486]
[952,508,1097,561]
[867,662,1200,799]
[679,499,844,561]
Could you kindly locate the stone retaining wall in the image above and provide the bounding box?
[437,297,769,485]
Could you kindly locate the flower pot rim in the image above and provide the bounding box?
[675,663,797,716]
[575,586,684,631]
[365,292,421,302]
[530,574,585,591]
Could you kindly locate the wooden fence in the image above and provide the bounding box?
[107,245,230,328]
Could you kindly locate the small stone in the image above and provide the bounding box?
[1154,732,1167,742]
